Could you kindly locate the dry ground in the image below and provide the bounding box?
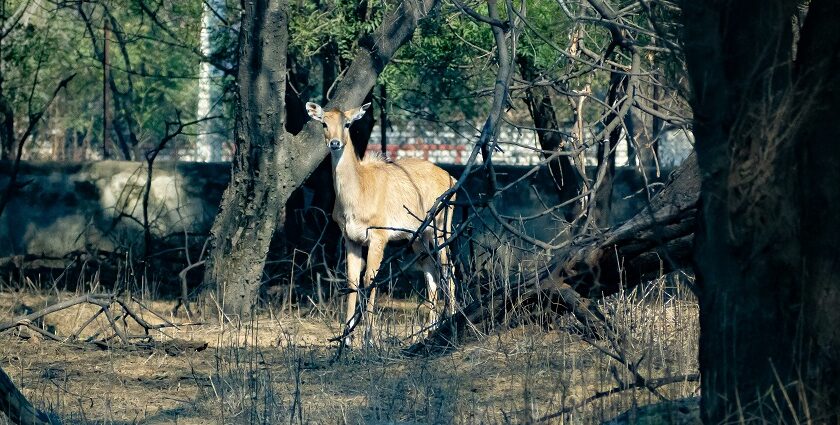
[0,276,699,424]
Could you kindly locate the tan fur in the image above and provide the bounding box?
[307,102,456,346]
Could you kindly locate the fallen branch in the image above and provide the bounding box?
[0,294,113,333]
[0,293,199,348]
[0,366,54,424]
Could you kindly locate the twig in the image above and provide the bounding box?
[101,306,128,344]
[68,308,104,341]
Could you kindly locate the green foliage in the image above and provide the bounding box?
[290,0,386,61]
[0,0,236,159]
[382,13,494,123]
[287,0,388,104]
[0,0,687,159]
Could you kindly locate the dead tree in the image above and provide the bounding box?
[0,367,52,424]
[407,153,698,355]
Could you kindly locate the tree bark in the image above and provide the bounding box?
[348,91,374,158]
[591,71,626,228]
[795,0,840,415]
[379,85,387,155]
[682,0,840,421]
[204,0,441,316]
[649,70,663,164]
[203,0,291,317]
[0,91,12,160]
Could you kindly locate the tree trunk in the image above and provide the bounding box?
[349,91,374,158]
[517,54,582,220]
[0,92,13,160]
[204,0,441,316]
[649,70,663,164]
[195,0,226,162]
[682,0,840,421]
[379,85,387,155]
[591,71,626,228]
[795,0,840,414]
[203,0,291,317]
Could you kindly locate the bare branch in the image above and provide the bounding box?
[0,73,75,219]
[450,0,509,30]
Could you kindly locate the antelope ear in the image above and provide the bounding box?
[306,102,324,122]
[349,103,371,123]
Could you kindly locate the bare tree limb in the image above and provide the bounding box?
[451,0,509,30]
[0,73,75,219]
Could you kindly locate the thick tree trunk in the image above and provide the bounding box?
[203,0,291,316]
[517,54,582,220]
[204,0,441,316]
[408,154,700,355]
[683,1,800,420]
[682,0,840,421]
[792,0,840,416]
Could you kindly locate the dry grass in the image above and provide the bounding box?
[0,272,698,424]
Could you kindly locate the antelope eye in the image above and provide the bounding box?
[322,123,327,129]
[344,122,351,129]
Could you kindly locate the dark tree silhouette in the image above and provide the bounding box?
[682,0,840,421]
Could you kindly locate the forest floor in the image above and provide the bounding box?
[0,276,699,424]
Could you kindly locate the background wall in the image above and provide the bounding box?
[0,160,669,292]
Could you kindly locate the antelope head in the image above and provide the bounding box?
[306,102,371,152]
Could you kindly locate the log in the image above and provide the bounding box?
[0,366,53,424]
[406,154,699,355]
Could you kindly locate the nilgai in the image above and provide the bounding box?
[306,101,457,345]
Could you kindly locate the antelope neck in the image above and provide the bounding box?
[330,134,362,204]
